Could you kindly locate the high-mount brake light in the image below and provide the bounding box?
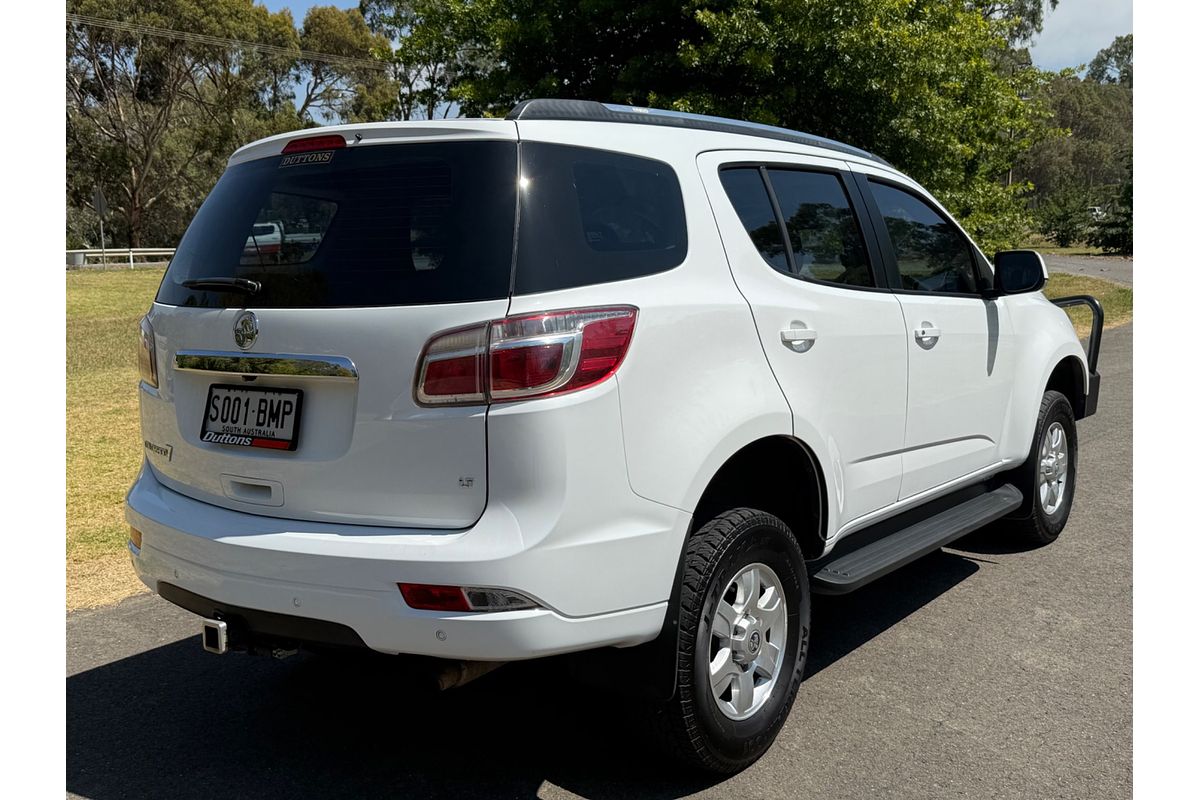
[414,306,638,406]
[280,134,347,154]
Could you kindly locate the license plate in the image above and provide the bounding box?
[201,384,303,451]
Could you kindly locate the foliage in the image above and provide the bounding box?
[967,1,1059,44]
[66,0,311,247]
[65,1,1129,257]
[1087,34,1133,87]
[1086,156,1132,255]
[1014,74,1130,192]
[357,1,484,120]
[1035,188,1090,248]
[297,5,390,122]
[452,0,1054,253]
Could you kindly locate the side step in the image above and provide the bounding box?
[810,484,1023,595]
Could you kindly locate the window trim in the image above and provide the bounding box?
[853,173,987,299]
[718,161,890,294]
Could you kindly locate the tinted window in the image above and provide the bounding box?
[767,169,873,288]
[515,144,687,293]
[868,181,977,294]
[719,168,789,273]
[158,141,517,308]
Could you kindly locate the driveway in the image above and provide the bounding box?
[67,326,1132,800]
[1045,254,1132,286]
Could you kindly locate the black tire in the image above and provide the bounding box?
[1008,390,1078,545]
[654,508,810,774]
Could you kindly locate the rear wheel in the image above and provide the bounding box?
[655,508,810,773]
[1008,390,1078,545]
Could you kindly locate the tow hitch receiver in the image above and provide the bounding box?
[202,618,228,654]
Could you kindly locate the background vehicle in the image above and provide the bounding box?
[242,219,324,264]
[127,100,1101,773]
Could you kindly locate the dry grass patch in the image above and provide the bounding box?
[1044,272,1133,337]
[66,268,164,610]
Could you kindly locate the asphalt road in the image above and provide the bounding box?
[67,326,1132,800]
[1045,254,1132,286]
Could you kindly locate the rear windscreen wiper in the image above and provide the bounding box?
[181,277,262,294]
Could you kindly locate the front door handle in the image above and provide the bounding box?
[781,326,818,352]
[913,324,941,348]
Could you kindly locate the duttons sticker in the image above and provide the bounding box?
[279,150,334,168]
[144,439,173,461]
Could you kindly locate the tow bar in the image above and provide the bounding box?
[201,618,228,654]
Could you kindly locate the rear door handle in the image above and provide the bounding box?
[780,327,818,352]
[913,325,942,347]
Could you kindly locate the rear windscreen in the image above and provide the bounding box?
[157,141,518,308]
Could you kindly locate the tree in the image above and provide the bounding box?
[1086,34,1132,87]
[1086,154,1132,255]
[968,1,1059,44]
[1035,189,1089,247]
[66,0,304,247]
[358,0,480,120]
[1014,74,1132,200]
[454,0,1053,252]
[297,6,390,123]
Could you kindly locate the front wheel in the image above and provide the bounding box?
[1009,390,1078,545]
[655,508,810,773]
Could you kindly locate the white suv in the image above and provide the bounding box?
[127,99,1101,772]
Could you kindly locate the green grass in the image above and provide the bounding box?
[1044,272,1133,335]
[1019,234,1111,258]
[66,267,165,608]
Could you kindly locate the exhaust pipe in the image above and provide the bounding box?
[201,618,228,654]
[434,660,506,690]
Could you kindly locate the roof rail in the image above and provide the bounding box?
[506,98,890,166]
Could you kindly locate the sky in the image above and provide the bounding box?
[263,0,1132,75]
[1028,0,1132,72]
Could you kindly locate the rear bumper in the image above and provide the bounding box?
[125,465,687,660]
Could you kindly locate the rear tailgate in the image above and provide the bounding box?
[141,125,517,528]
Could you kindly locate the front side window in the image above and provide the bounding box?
[767,169,873,288]
[720,166,874,289]
[868,181,977,294]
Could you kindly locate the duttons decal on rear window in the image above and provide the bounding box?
[279,150,334,168]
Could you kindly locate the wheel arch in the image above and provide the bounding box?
[1045,355,1088,420]
[690,434,828,561]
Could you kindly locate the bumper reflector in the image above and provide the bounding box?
[129,526,143,550]
[399,583,539,613]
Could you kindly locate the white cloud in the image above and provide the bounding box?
[1029,0,1133,71]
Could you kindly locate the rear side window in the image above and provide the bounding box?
[514,144,687,294]
[867,181,978,294]
[158,141,517,308]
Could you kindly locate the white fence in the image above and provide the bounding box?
[66,248,175,269]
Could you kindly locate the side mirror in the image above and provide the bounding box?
[992,250,1047,295]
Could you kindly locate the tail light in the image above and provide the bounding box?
[137,314,158,389]
[415,306,637,406]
